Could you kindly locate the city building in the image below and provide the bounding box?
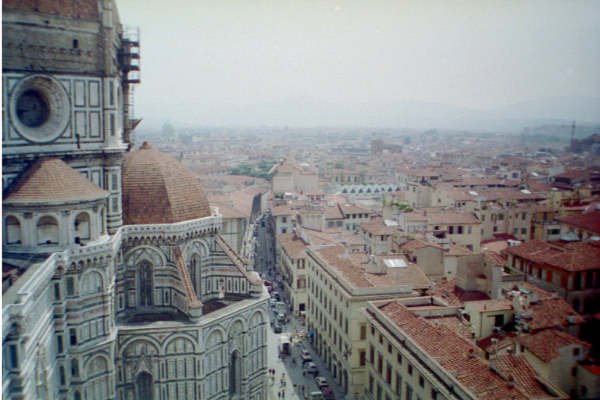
[305,246,431,397]
[503,240,600,314]
[269,159,319,195]
[363,299,568,400]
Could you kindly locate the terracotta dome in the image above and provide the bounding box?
[3,158,108,206]
[122,142,211,225]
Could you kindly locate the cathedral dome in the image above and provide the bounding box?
[3,158,108,206]
[122,142,211,225]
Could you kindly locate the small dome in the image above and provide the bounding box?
[122,142,211,225]
[3,158,108,206]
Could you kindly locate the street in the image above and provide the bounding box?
[254,214,346,400]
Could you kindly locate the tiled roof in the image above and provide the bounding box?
[3,0,99,20]
[324,205,344,220]
[527,297,584,332]
[360,218,397,236]
[400,239,443,252]
[3,158,108,205]
[271,204,294,216]
[517,329,590,363]
[483,250,506,266]
[122,142,211,225]
[430,279,489,306]
[557,210,600,234]
[446,244,473,256]
[504,240,600,272]
[379,301,528,400]
[338,203,370,216]
[278,233,308,259]
[313,246,431,290]
[491,354,557,398]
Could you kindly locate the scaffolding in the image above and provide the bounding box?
[120,26,142,146]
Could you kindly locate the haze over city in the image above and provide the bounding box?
[119,0,600,130]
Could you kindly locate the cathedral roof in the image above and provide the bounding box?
[3,158,109,206]
[3,0,100,20]
[122,142,211,225]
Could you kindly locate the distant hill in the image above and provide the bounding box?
[135,96,600,133]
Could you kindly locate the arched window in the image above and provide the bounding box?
[137,261,153,306]
[5,216,21,244]
[85,356,109,400]
[74,212,91,243]
[81,271,103,295]
[190,254,201,296]
[229,350,241,395]
[37,216,59,245]
[136,372,153,400]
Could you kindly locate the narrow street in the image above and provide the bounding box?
[254,214,346,400]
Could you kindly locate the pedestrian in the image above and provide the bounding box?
[277,390,281,399]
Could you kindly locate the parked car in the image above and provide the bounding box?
[314,376,328,388]
[276,312,287,324]
[300,349,312,364]
[273,323,283,333]
[303,362,319,376]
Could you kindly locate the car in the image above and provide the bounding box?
[300,350,312,363]
[269,298,277,307]
[303,362,319,376]
[276,312,287,323]
[273,323,283,333]
[314,376,328,388]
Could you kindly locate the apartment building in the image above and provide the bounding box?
[276,232,309,314]
[362,299,567,400]
[338,203,371,232]
[504,240,600,314]
[270,159,319,194]
[305,246,431,396]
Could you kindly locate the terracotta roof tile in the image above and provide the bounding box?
[313,246,431,289]
[379,301,528,400]
[517,329,590,363]
[122,142,211,225]
[360,218,397,236]
[278,232,308,259]
[527,297,584,331]
[491,354,556,398]
[557,210,600,234]
[338,203,371,215]
[3,158,108,205]
[504,240,600,272]
[400,239,443,251]
[429,279,489,306]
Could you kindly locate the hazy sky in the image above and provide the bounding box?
[118,0,600,128]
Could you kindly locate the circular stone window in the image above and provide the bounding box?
[9,75,70,143]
